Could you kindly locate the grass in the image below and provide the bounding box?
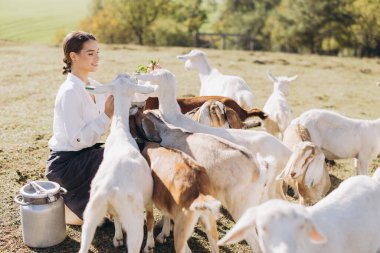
[0,42,379,253]
[0,0,90,43]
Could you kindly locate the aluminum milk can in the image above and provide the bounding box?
[14,180,67,248]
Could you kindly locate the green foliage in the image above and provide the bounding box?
[80,0,207,46]
[265,0,354,54]
[135,59,160,74]
[347,0,380,56]
[213,0,280,50]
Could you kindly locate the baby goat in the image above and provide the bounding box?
[262,72,297,139]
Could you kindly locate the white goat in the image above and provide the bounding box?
[283,109,380,175]
[135,69,291,200]
[142,142,221,253]
[262,72,297,139]
[219,168,380,253]
[277,141,331,205]
[177,49,255,110]
[134,108,275,253]
[79,75,156,253]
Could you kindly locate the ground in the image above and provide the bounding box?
[0,42,379,252]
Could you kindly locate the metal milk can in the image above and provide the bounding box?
[14,180,67,248]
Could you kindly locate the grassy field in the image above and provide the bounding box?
[0,0,90,43]
[0,42,379,253]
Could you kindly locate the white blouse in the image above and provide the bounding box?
[48,73,111,151]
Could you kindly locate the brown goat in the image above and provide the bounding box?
[142,142,220,253]
[143,96,267,128]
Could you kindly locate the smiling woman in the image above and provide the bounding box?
[45,31,114,225]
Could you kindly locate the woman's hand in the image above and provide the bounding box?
[105,95,114,118]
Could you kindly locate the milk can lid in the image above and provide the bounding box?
[20,181,61,199]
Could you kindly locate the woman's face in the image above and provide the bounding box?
[71,39,99,73]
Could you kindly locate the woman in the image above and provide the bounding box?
[46,31,114,225]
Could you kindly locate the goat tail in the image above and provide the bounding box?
[297,123,311,142]
[246,108,268,120]
[372,167,380,182]
[189,194,221,218]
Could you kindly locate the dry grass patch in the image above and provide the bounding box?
[0,42,379,253]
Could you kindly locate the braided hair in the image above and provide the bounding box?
[62,31,96,75]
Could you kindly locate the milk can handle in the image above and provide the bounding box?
[14,194,30,206]
[60,187,67,195]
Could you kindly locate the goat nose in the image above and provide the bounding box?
[290,172,296,178]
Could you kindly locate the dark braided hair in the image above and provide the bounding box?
[62,31,96,75]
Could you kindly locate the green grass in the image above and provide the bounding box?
[0,0,90,43]
[0,42,379,252]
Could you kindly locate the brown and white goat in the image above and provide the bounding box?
[142,142,221,253]
[278,141,331,205]
[143,96,267,128]
[133,109,273,253]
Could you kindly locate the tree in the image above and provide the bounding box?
[348,0,380,56]
[212,0,281,50]
[80,0,208,46]
[266,0,353,54]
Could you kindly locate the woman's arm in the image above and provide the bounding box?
[59,89,111,150]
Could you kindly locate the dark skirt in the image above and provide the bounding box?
[45,143,104,219]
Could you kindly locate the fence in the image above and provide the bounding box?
[194,32,255,50]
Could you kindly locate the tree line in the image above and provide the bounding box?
[79,0,380,57]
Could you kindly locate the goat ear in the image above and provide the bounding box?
[307,221,327,244]
[225,108,244,129]
[141,117,162,142]
[176,54,190,61]
[276,167,289,180]
[267,72,278,83]
[191,107,202,122]
[276,152,297,180]
[304,148,325,188]
[85,85,113,94]
[218,207,257,246]
[288,75,298,82]
[372,167,380,182]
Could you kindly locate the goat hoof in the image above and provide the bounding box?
[113,237,124,247]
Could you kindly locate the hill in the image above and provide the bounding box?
[0,0,90,43]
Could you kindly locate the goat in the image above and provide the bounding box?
[262,72,297,139]
[219,168,380,253]
[177,49,255,110]
[133,108,274,253]
[185,99,260,129]
[143,96,267,127]
[142,142,221,253]
[277,141,331,205]
[79,74,155,253]
[283,109,380,175]
[135,69,290,201]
